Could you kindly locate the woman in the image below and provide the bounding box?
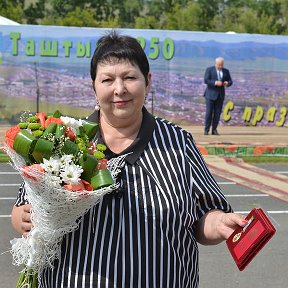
[11,31,246,287]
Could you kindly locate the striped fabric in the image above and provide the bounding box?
[16,108,232,288]
[15,182,29,206]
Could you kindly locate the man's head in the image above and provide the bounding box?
[215,57,224,71]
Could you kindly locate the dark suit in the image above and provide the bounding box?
[204,66,232,133]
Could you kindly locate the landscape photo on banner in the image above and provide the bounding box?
[0,25,287,127]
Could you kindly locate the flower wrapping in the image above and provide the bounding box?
[4,111,126,276]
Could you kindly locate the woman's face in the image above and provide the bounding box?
[93,59,151,126]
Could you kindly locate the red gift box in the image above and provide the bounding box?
[226,208,276,271]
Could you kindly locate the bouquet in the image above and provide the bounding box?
[4,111,125,287]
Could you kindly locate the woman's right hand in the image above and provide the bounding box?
[11,204,32,236]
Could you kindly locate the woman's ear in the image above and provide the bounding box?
[145,73,152,95]
[92,81,100,111]
[92,81,96,92]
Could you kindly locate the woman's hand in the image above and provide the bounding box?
[195,210,247,245]
[11,204,32,236]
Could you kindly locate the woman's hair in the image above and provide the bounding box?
[90,30,150,85]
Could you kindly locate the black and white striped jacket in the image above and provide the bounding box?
[16,107,232,288]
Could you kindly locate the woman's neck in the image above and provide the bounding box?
[99,112,143,154]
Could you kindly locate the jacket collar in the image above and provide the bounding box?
[87,107,156,164]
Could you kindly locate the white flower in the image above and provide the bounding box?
[60,154,74,165]
[40,157,61,175]
[60,163,83,184]
[60,116,83,129]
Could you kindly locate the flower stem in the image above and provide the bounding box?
[16,268,38,288]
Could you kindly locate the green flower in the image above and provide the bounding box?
[18,122,28,129]
[77,143,87,151]
[27,116,39,123]
[96,143,107,152]
[94,150,105,160]
[28,123,41,130]
[32,130,44,138]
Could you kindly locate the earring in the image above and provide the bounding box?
[95,100,100,111]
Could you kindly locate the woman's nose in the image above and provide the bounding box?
[114,79,127,95]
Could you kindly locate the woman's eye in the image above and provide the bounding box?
[102,78,111,83]
[125,76,135,80]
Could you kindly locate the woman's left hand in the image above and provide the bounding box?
[214,212,247,240]
[195,210,247,245]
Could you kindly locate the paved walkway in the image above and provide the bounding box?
[182,125,288,203]
[184,125,288,146]
[204,156,288,202]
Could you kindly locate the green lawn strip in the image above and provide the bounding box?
[238,155,288,164]
[203,144,288,159]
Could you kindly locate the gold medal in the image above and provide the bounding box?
[232,232,242,242]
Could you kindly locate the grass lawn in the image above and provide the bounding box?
[239,155,288,164]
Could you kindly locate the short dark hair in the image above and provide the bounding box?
[90,30,150,85]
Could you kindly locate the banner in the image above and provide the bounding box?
[0,25,287,127]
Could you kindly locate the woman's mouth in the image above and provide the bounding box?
[113,100,131,107]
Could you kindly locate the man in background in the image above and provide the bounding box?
[203,57,233,135]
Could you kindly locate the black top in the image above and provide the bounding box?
[16,107,232,288]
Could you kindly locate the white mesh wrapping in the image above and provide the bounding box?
[5,144,126,274]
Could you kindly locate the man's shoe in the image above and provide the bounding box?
[212,130,220,135]
[204,131,209,135]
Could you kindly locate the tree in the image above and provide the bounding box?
[1,0,288,35]
[24,0,46,24]
[43,7,100,27]
[0,1,24,23]
[197,0,222,31]
[162,1,201,31]
[135,15,160,29]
